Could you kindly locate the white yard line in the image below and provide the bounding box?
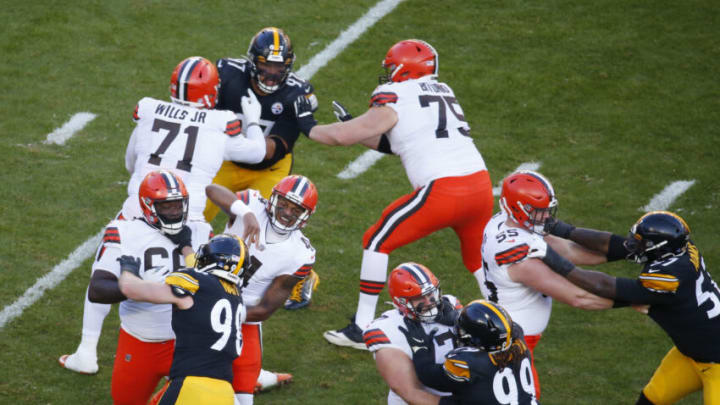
[43,112,97,145]
[0,231,102,329]
[0,0,405,330]
[642,180,696,211]
[492,162,542,196]
[338,150,386,179]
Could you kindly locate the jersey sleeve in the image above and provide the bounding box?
[92,222,124,277]
[290,234,315,279]
[369,83,399,107]
[165,270,200,297]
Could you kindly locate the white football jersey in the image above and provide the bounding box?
[364,299,458,404]
[92,218,212,341]
[372,76,486,189]
[479,212,552,335]
[122,97,265,221]
[224,189,315,311]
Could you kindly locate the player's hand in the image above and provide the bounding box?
[117,255,141,277]
[164,225,193,250]
[241,88,262,126]
[331,100,353,122]
[544,217,576,239]
[434,297,459,326]
[142,266,170,283]
[398,317,436,355]
[242,212,261,248]
[293,94,314,119]
[526,241,548,260]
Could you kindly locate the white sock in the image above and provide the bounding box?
[354,250,389,329]
[76,287,110,358]
[234,393,253,405]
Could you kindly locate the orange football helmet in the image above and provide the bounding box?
[388,262,441,323]
[138,170,189,235]
[500,170,558,235]
[170,56,220,109]
[266,175,318,233]
[380,39,438,83]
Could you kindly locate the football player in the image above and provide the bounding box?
[400,300,539,405]
[363,262,461,405]
[59,56,266,376]
[87,170,213,404]
[476,170,615,398]
[117,234,249,405]
[537,210,720,404]
[206,26,321,311]
[297,39,494,350]
[205,175,318,405]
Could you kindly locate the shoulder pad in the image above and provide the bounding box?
[638,268,680,293]
[443,348,478,382]
[165,271,200,296]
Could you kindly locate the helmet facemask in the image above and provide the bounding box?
[394,285,441,323]
[253,59,292,94]
[268,193,311,234]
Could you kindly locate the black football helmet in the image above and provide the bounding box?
[625,211,690,263]
[247,27,295,94]
[195,234,249,285]
[456,300,514,353]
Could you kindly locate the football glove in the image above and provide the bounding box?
[241,88,262,127]
[293,94,317,135]
[331,100,353,122]
[434,297,460,326]
[544,217,576,239]
[117,255,141,277]
[164,225,192,250]
[398,317,436,355]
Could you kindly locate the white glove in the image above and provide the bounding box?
[241,88,262,126]
[142,266,171,283]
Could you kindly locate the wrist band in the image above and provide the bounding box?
[230,199,252,217]
[246,122,261,129]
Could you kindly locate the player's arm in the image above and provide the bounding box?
[116,256,193,309]
[245,274,300,322]
[374,348,443,405]
[88,270,125,304]
[205,184,260,246]
[508,258,614,309]
[545,235,608,266]
[545,218,630,263]
[304,103,398,146]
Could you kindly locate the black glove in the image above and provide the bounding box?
[293,94,317,135]
[434,297,459,326]
[332,100,353,122]
[544,217,576,239]
[117,256,141,277]
[164,225,192,249]
[398,316,436,355]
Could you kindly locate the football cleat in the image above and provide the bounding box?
[323,317,368,351]
[284,270,319,310]
[254,369,293,394]
[58,352,99,375]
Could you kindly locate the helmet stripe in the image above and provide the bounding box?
[272,28,280,57]
[479,301,512,349]
[176,57,201,102]
[399,263,430,285]
[158,170,182,196]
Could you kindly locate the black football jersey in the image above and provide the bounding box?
[215,58,316,169]
[615,242,720,363]
[165,269,245,383]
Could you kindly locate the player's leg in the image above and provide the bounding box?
[523,334,543,399]
[641,346,701,405]
[58,287,110,374]
[158,376,234,405]
[324,183,448,349]
[233,324,262,405]
[697,361,720,405]
[110,328,174,405]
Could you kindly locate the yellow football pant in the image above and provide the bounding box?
[158,376,234,405]
[203,153,293,222]
[643,346,720,404]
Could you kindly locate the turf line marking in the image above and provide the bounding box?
[0,231,103,330]
[1,0,404,330]
[338,150,385,179]
[642,180,695,211]
[492,162,542,196]
[296,0,406,80]
[43,112,97,145]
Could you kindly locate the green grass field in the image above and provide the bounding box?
[1,0,718,404]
